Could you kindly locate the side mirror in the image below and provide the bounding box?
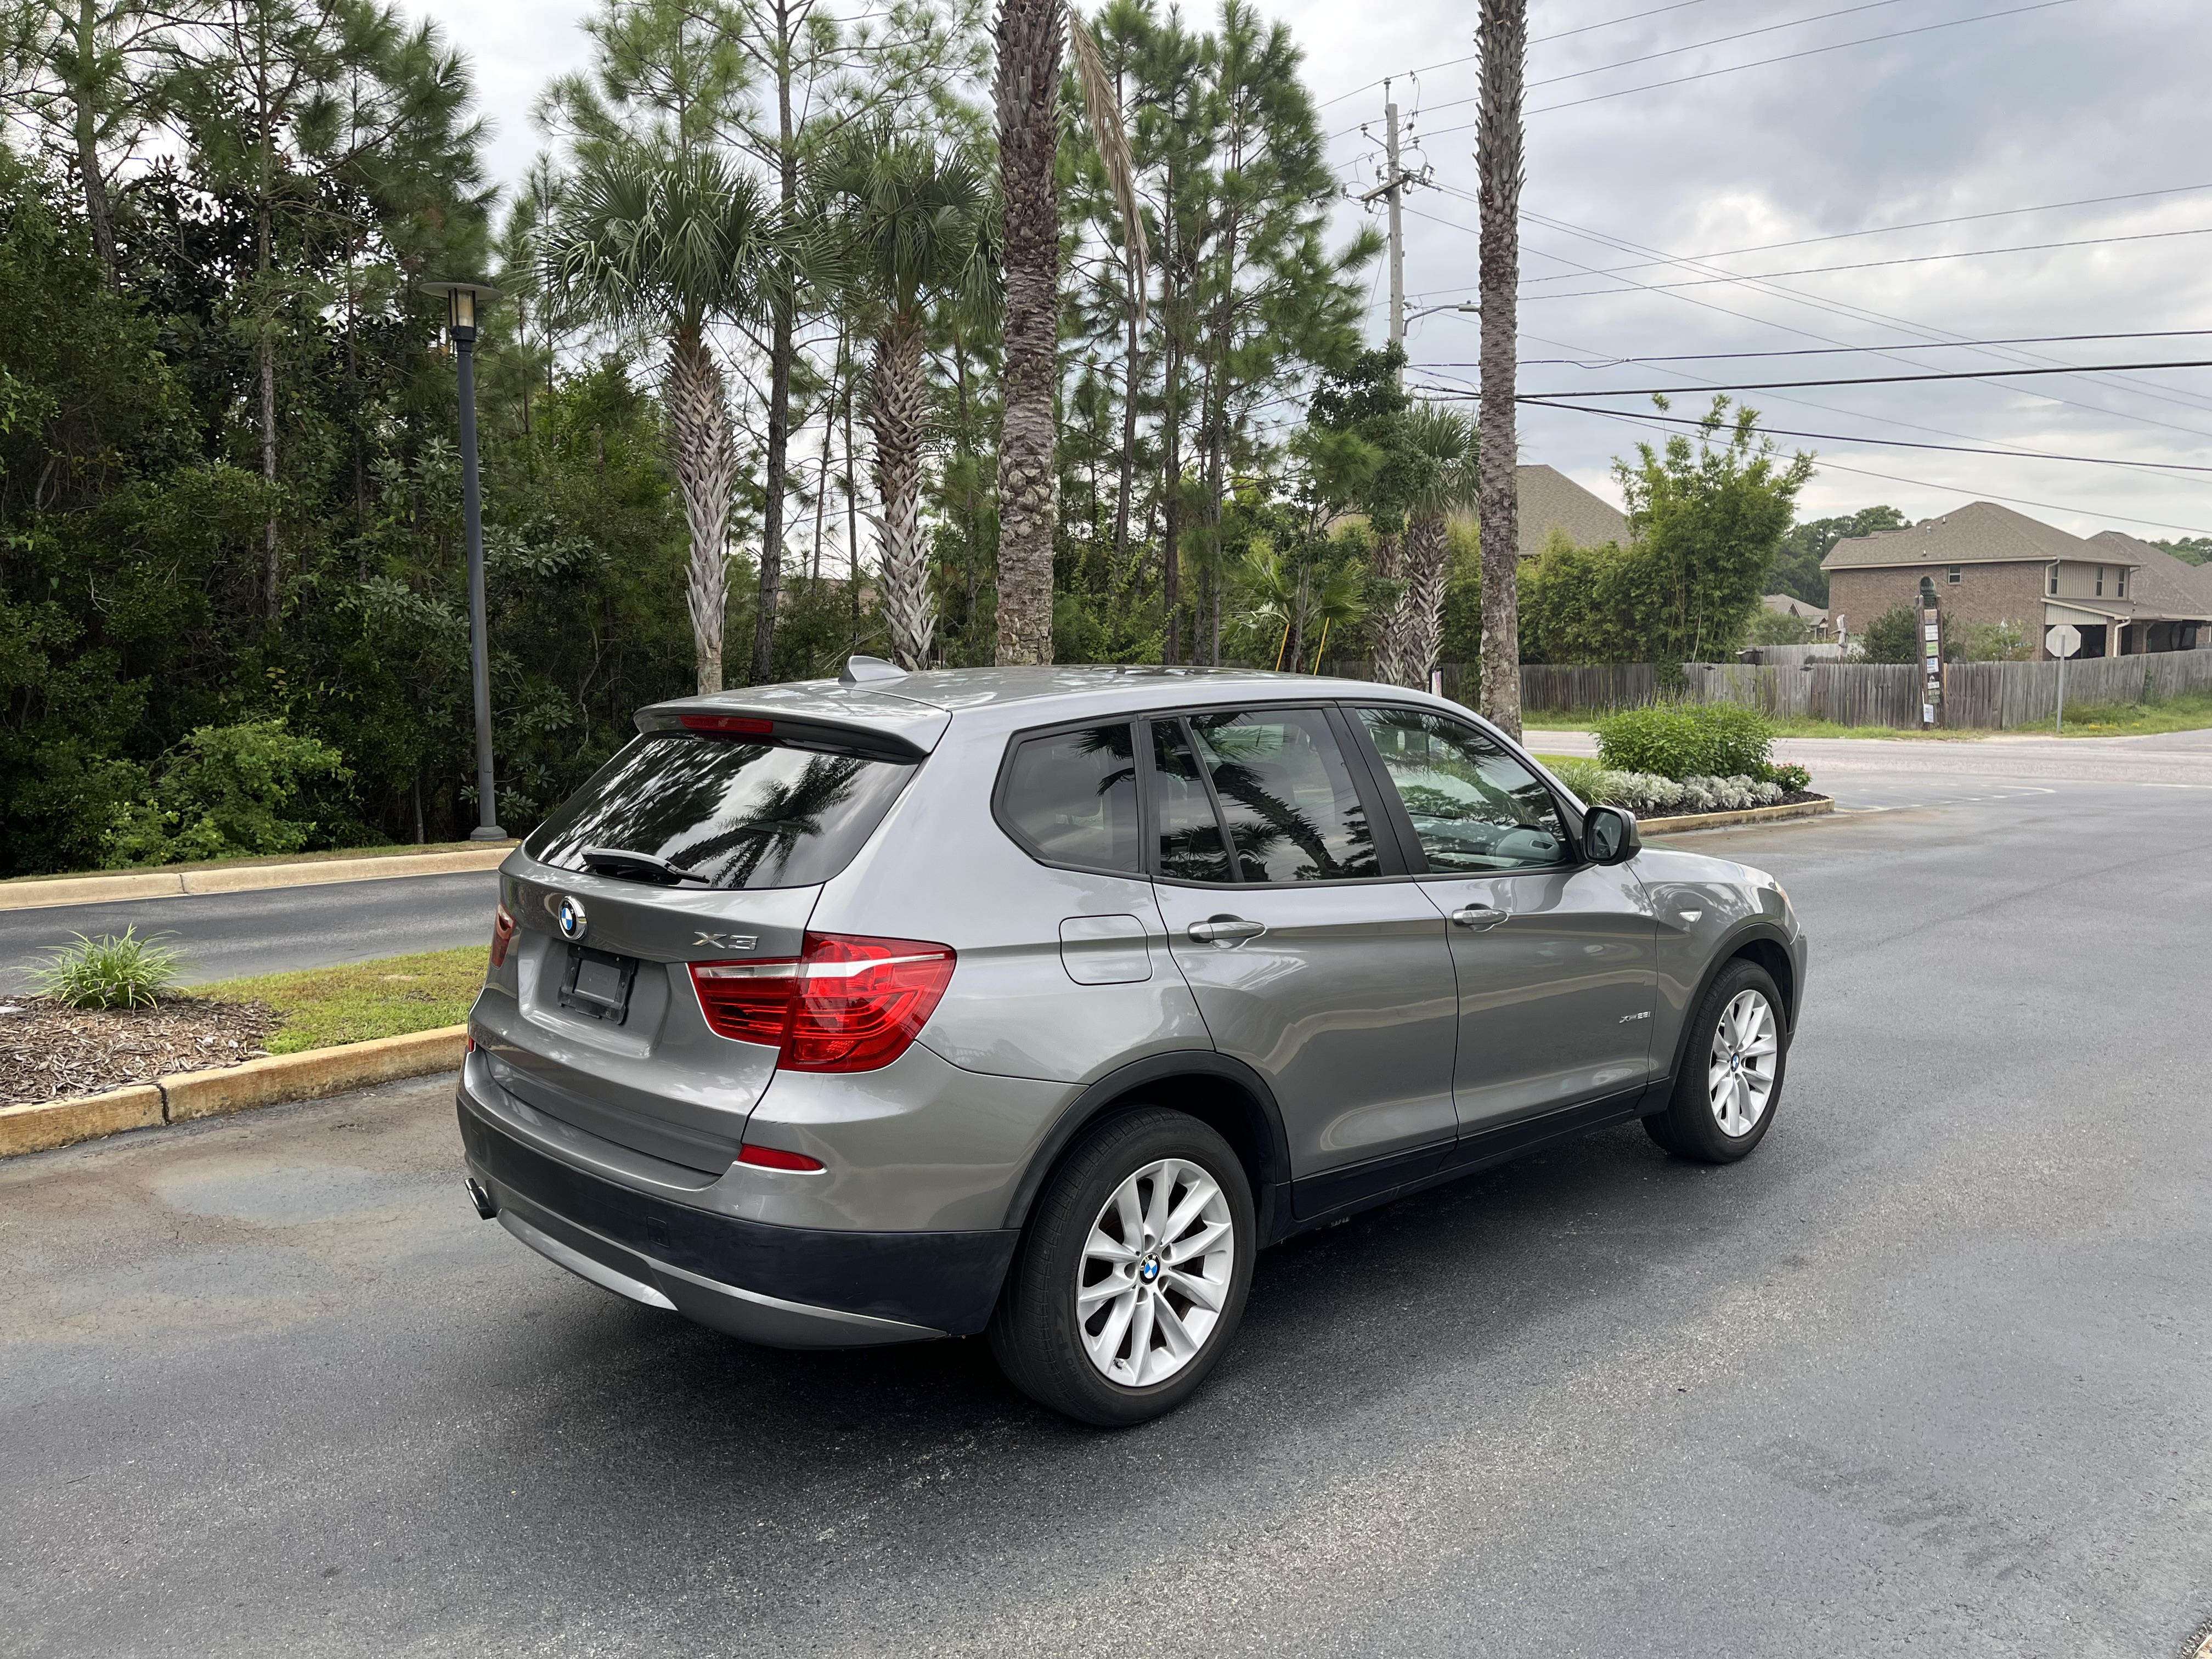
[1583,804,1641,865]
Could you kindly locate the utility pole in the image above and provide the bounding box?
[1359,82,1430,383]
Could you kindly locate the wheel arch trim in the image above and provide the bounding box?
[1664,919,1799,1087]
[998,1051,1293,1235]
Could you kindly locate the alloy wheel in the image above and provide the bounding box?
[1076,1157,1236,1388]
[1707,989,1779,1138]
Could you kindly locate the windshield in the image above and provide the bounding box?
[523,734,917,890]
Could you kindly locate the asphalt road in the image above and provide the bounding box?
[0,871,498,992]
[4,765,2208,1657]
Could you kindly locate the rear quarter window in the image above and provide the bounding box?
[523,734,916,890]
[997,723,1143,874]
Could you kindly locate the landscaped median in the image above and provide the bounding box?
[1,946,484,1158]
[0,840,514,912]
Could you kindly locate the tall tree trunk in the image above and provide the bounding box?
[1112,269,1138,570]
[1397,509,1449,689]
[868,313,935,670]
[1476,0,1526,737]
[751,2,800,682]
[71,0,117,287]
[258,199,279,623]
[669,326,740,695]
[1160,329,1182,665]
[1370,528,1406,686]
[991,0,1064,666]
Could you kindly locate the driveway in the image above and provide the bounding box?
[2,782,2208,1656]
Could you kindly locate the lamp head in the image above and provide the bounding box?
[421,280,498,345]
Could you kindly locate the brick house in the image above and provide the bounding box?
[1821,501,2212,659]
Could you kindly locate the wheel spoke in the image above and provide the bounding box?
[1084,1227,1137,1265]
[1124,1296,1157,1385]
[1113,1178,1146,1247]
[1152,1296,1199,1360]
[1165,1218,1230,1264]
[1160,1175,1221,1245]
[1079,1274,1130,1311]
[1164,1267,1226,1312]
[1142,1163,1177,1243]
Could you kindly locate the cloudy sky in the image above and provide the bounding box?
[407,0,2212,540]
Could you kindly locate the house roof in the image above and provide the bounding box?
[1513,464,1630,556]
[1820,500,2095,571]
[2084,529,2212,620]
[1762,593,1827,623]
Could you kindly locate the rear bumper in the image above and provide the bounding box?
[456,1089,1018,1348]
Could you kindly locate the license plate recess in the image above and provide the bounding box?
[559,944,638,1024]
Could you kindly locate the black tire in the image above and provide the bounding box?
[1644,958,1789,1164]
[989,1108,1255,1426]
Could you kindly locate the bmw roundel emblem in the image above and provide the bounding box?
[556,895,588,943]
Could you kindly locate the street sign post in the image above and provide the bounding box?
[1919,578,1944,728]
[2046,623,2082,733]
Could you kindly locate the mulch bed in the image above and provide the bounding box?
[0,997,276,1108]
[1643,789,1829,824]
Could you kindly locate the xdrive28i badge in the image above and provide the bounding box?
[555,894,589,943]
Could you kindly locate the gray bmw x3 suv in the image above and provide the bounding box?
[457,661,1805,1424]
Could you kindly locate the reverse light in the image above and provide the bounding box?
[681,713,775,736]
[737,1143,826,1172]
[690,933,956,1073]
[489,903,517,969]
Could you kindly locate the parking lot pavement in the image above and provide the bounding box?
[0,870,497,992]
[3,780,2208,1657]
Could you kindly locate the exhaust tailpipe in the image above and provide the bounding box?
[465,1178,499,1220]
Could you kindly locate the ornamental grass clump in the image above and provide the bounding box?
[29,928,185,1010]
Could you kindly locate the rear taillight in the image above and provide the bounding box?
[489,904,517,969]
[689,932,956,1074]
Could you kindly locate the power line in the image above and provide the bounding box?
[1447,194,2212,432]
[1520,359,2212,398]
[1500,398,2212,473]
[1313,0,1726,113]
[1517,183,2212,285]
[1516,224,2212,299]
[1408,1,2080,139]
[1410,0,1909,123]
[1450,330,2212,368]
[1514,402,2212,537]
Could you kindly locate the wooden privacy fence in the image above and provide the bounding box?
[1481,645,2212,728]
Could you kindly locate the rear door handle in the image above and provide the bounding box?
[1450,906,1509,931]
[1188,915,1267,946]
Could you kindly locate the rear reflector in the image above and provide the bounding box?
[489,903,517,969]
[690,932,956,1074]
[737,1143,826,1172]
[681,713,775,736]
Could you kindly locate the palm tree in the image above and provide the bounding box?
[545,147,775,695]
[814,133,997,670]
[991,1,1146,665]
[1374,405,1477,690]
[1475,0,1527,735]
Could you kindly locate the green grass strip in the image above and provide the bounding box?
[195,946,486,1055]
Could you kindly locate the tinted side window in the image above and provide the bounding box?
[1355,708,1569,874]
[524,734,915,890]
[1000,723,1142,873]
[1184,709,1381,883]
[1153,719,1234,883]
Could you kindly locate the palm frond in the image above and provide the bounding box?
[1066,5,1148,321]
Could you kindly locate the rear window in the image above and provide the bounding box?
[523,734,916,890]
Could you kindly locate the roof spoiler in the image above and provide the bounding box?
[633,707,930,763]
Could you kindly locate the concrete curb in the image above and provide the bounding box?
[0,847,513,913]
[0,1026,467,1158]
[1641,796,1836,836]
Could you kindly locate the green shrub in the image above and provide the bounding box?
[1860,605,1918,664]
[1769,762,1812,794]
[1595,703,1775,782]
[101,720,349,867]
[30,927,185,1009]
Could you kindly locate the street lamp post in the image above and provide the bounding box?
[423,281,504,842]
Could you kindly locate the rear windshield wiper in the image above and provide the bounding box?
[579,846,713,887]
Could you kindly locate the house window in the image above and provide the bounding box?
[2117,569,2127,598]
[1946,566,1961,584]
[2048,567,2059,596]
[2096,567,2104,596]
